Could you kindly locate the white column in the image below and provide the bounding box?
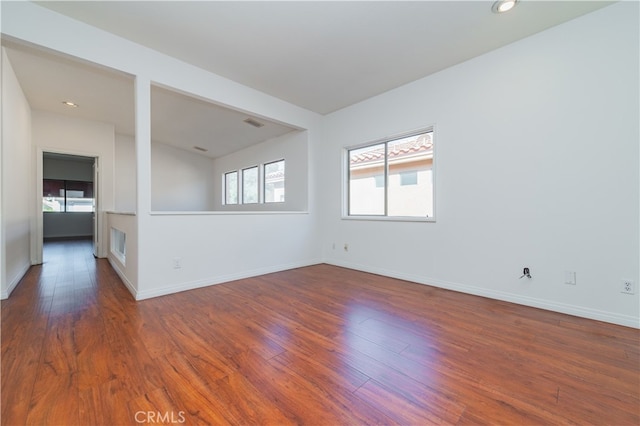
[134,76,151,295]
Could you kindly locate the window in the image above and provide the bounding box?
[348,143,385,215]
[225,171,238,204]
[347,130,434,218]
[242,166,259,204]
[400,171,418,186]
[43,179,65,212]
[223,159,286,206]
[264,160,285,203]
[43,179,94,212]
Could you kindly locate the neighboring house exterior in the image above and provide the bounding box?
[349,132,433,217]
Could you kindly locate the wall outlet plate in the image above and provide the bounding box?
[621,279,635,294]
[564,271,576,285]
[173,258,182,269]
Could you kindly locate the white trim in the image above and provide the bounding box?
[135,258,323,301]
[109,227,126,266]
[263,158,286,204]
[223,170,239,205]
[324,259,640,329]
[1,262,30,300]
[150,210,309,216]
[36,147,104,263]
[108,257,136,299]
[346,125,435,152]
[342,215,435,223]
[106,211,136,216]
[241,165,260,205]
[343,125,436,221]
[33,150,43,265]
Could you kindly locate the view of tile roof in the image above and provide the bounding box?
[265,170,284,181]
[350,132,433,165]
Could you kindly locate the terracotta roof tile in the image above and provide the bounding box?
[350,133,433,165]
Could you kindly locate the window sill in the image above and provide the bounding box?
[150,210,309,216]
[106,211,136,216]
[342,215,435,223]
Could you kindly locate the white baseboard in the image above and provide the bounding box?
[101,255,639,329]
[1,262,31,300]
[135,258,324,301]
[108,257,137,299]
[325,259,640,329]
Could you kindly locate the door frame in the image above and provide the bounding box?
[34,147,101,264]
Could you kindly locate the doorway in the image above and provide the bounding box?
[39,152,99,262]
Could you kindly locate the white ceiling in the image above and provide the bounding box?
[3,43,297,158]
[4,43,136,133]
[150,85,298,155]
[3,1,613,157]
[34,0,613,114]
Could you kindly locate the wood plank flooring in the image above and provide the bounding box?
[2,239,639,425]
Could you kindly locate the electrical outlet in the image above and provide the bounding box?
[564,271,576,285]
[173,258,182,269]
[621,279,635,294]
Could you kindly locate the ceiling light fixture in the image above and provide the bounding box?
[492,0,518,13]
[62,101,79,108]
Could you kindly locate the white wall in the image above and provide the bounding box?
[1,1,323,300]
[114,134,136,212]
[212,130,308,211]
[107,212,137,293]
[31,110,115,258]
[151,141,215,211]
[1,48,32,299]
[138,212,318,299]
[6,1,634,328]
[320,2,639,327]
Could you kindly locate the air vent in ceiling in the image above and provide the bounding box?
[243,118,265,128]
[193,146,208,152]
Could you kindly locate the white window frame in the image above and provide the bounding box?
[223,158,287,206]
[343,126,436,222]
[242,165,260,204]
[110,227,126,266]
[223,170,239,205]
[263,159,285,203]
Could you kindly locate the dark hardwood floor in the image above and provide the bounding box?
[2,239,639,425]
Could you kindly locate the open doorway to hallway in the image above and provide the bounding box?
[41,152,98,258]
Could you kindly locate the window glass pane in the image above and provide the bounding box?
[387,132,433,217]
[225,171,238,204]
[400,171,418,186]
[242,167,259,204]
[264,160,285,203]
[349,143,385,215]
[43,179,65,212]
[66,180,94,212]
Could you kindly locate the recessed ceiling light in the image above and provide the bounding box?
[62,101,79,108]
[492,0,518,13]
